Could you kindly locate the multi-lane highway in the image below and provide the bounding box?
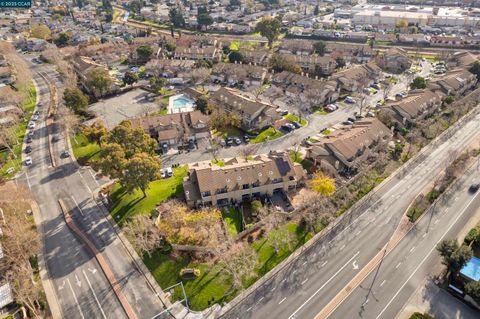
[15,61,165,319]
[221,104,480,319]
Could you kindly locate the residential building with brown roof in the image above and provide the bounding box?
[183,152,307,207]
[238,49,270,66]
[278,40,314,56]
[279,54,337,76]
[447,52,478,69]
[144,58,196,79]
[71,56,111,92]
[376,47,412,73]
[173,46,221,62]
[330,62,382,92]
[380,90,442,128]
[427,69,477,97]
[211,62,268,87]
[129,110,210,147]
[307,119,392,174]
[210,87,281,131]
[272,71,339,107]
[0,67,13,85]
[325,43,373,63]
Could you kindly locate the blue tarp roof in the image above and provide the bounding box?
[460,256,480,281]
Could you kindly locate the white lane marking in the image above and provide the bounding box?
[71,196,85,216]
[302,261,307,266]
[395,262,402,269]
[380,280,386,287]
[78,171,94,195]
[281,278,287,284]
[271,286,276,292]
[58,279,66,290]
[246,307,252,312]
[455,196,459,202]
[376,190,479,319]
[25,171,32,190]
[409,246,416,254]
[422,233,427,238]
[434,219,439,225]
[340,244,346,251]
[74,274,82,287]
[279,297,286,305]
[321,261,328,268]
[83,270,108,319]
[67,278,86,319]
[88,169,100,186]
[356,230,362,236]
[88,267,97,274]
[288,251,360,319]
[258,297,264,303]
[301,278,309,285]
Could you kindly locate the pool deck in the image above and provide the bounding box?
[168,94,195,114]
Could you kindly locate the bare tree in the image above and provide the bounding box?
[0,126,19,159]
[122,214,165,257]
[269,227,295,254]
[242,144,257,161]
[189,68,210,91]
[382,82,393,102]
[217,243,259,293]
[56,105,80,137]
[302,88,325,112]
[209,138,221,161]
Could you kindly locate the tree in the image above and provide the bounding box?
[395,19,408,29]
[255,16,281,49]
[313,41,326,56]
[228,51,244,63]
[448,245,473,273]
[269,54,302,74]
[106,121,156,157]
[95,143,127,178]
[269,227,295,254]
[87,67,112,97]
[121,152,161,198]
[54,32,70,47]
[169,7,185,28]
[149,76,166,92]
[469,61,480,80]
[189,68,210,91]
[195,96,209,114]
[129,0,143,14]
[0,126,18,160]
[335,56,346,68]
[309,172,336,197]
[83,121,107,146]
[123,214,166,257]
[465,281,480,303]
[197,13,214,30]
[437,239,458,259]
[30,25,51,40]
[123,70,139,86]
[63,87,89,114]
[314,5,320,16]
[218,244,259,293]
[410,76,427,90]
[382,82,393,102]
[136,45,153,64]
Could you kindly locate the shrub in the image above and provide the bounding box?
[465,227,479,245]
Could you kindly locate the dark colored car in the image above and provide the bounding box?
[25,146,32,154]
[281,125,293,133]
[347,117,356,123]
[226,137,234,146]
[243,135,250,143]
[26,136,33,143]
[188,140,195,150]
[292,121,301,129]
[469,184,480,193]
[234,137,242,145]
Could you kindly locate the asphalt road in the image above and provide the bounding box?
[15,61,164,319]
[221,102,480,319]
[329,158,480,319]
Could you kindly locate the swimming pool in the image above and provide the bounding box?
[168,94,195,113]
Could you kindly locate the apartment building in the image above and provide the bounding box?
[428,69,477,97]
[183,152,307,207]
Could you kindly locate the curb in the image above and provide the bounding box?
[92,184,173,310]
[57,199,138,319]
[29,199,63,319]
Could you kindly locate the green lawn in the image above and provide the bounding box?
[284,114,308,126]
[250,127,283,144]
[229,41,239,51]
[314,110,328,115]
[109,166,188,224]
[144,251,234,311]
[70,133,101,165]
[322,129,332,135]
[308,137,318,143]
[0,86,36,178]
[213,127,243,138]
[222,207,243,237]
[252,223,313,276]
[290,151,303,164]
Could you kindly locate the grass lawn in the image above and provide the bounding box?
[252,223,313,276]
[290,151,303,164]
[322,129,332,135]
[222,207,243,237]
[229,41,239,51]
[70,133,101,165]
[143,251,235,311]
[213,127,243,138]
[250,127,283,144]
[284,114,308,126]
[212,159,225,167]
[0,86,36,178]
[308,137,318,143]
[314,110,328,115]
[109,166,188,224]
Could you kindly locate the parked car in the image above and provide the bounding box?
[26,136,33,143]
[278,110,289,116]
[469,184,480,193]
[61,149,70,158]
[32,114,39,121]
[28,121,35,129]
[34,110,40,116]
[160,169,166,179]
[285,123,296,130]
[161,143,168,153]
[243,135,250,143]
[371,83,381,90]
[25,146,32,154]
[234,137,242,145]
[342,120,354,125]
[347,117,356,123]
[24,157,33,166]
[326,103,338,110]
[166,167,174,177]
[27,131,34,138]
[188,140,195,150]
[281,125,293,133]
[366,111,375,117]
[226,137,234,146]
[344,96,356,104]
[292,121,301,129]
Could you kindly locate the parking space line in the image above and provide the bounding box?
[67,278,86,319]
[83,270,107,319]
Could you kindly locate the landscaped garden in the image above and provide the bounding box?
[250,127,283,144]
[284,114,308,126]
[70,133,101,165]
[222,207,243,237]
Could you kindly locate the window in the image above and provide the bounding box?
[201,191,211,197]
[216,187,227,194]
[272,178,283,184]
[252,181,260,188]
[242,184,250,190]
